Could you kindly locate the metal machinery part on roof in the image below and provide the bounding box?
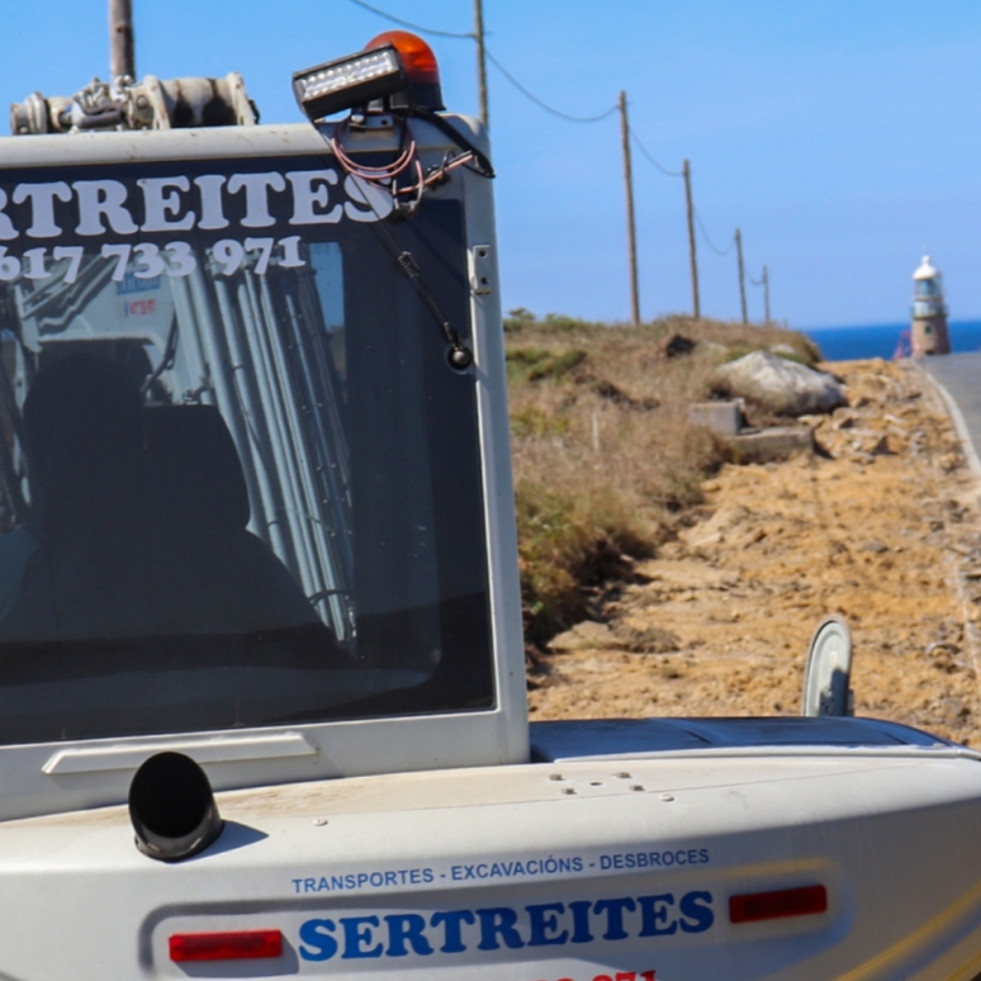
[0,27,979,981]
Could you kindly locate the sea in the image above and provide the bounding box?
[802,320,981,362]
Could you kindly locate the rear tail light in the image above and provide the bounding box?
[729,884,828,924]
[169,929,283,962]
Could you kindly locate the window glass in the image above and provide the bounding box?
[0,157,494,743]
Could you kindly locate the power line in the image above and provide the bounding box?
[485,50,617,123]
[694,209,735,256]
[628,127,683,178]
[345,0,616,125]
[346,0,474,40]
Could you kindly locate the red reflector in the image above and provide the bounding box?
[169,929,283,962]
[729,884,828,924]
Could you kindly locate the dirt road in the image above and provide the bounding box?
[528,358,981,747]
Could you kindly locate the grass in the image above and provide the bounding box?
[507,311,820,645]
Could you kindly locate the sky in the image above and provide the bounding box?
[1,1,980,330]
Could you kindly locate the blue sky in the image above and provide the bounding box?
[2,1,980,329]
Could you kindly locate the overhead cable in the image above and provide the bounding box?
[485,50,617,123]
[695,210,735,256]
[628,127,684,177]
[346,0,474,39]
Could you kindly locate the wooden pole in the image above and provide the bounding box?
[619,91,640,327]
[473,0,489,128]
[683,159,700,320]
[762,265,771,324]
[735,227,748,324]
[109,0,135,80]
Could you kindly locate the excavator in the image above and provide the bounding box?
[0,23,978,981]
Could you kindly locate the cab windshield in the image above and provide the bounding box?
[0,154,494,743]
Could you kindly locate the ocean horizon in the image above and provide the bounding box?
[802,321,981,362]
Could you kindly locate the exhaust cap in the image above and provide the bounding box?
[129,751,224,862]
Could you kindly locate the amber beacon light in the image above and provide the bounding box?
[293,31,443,121]
[365,30,444,110]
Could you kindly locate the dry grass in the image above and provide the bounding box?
[506,311,820,644]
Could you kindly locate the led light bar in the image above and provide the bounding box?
[293,44,407,120]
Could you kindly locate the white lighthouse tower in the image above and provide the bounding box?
[911,254,950,356]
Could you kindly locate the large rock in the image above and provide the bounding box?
[711,350,846,416]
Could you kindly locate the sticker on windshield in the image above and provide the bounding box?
[0,165,392,288]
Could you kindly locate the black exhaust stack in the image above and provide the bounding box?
[128,752,224,862]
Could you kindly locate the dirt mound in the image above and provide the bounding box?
[529,358,981,746]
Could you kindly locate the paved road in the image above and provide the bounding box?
[921,352,981,475]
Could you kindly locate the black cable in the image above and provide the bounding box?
[485,50,617,123]
[408,106,495,178]
[629,127,684,177]
[346,0,474,39]
[695,210,735,256]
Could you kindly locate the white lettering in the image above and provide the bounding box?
[192,174,230,230]
[226,172,286,228]
[287,170,342,225]
[0,166,388,244]
[74,179,138,236]
[343,174,393,223]
[12,182,71,238]
[139,176,195,232]
[0,189,17,241]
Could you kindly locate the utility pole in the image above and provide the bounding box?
[735,227,748,325]
[619,91,640,327]
[683,159,699,320]
[473,0,489,128]
[761,265,771,324]
[109,0,135,80]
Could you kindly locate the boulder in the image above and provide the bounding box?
[711,350,846,416]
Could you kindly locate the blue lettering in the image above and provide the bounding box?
[383,914,434,957]
[568,899,594,943]
[527,902,568,946]
[298,888,715,962]
[477,907,525,950]
[679,890,715,933]
[298,919,338,961]
[593,897,635,941]
[638,894,678,936]
[430,910,475,953]
[340,916,383,959]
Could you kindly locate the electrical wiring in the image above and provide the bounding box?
[329,115,418,183]
[484,50,617,124]
[695,210,736,256]
[628,126,684,178]
[346,0,474,40]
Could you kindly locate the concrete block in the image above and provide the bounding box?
[689,400,744,437]
[726,426,814,463]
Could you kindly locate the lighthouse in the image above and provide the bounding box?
[911,254,950,356]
